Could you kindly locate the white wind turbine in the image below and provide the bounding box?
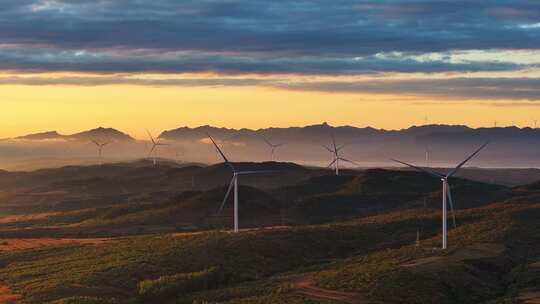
[175,150,183,165]
[323,134,358,175]
[147,130,169,166]
[392,141,489,250]
[425,145,431,167]
[261,136,284,161]
[90,138,110,165]
[207,133,273,233]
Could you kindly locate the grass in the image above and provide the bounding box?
[0,206,435,303]
[0,167,535,303]
[0,206,533,304]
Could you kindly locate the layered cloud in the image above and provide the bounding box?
[4,73,540,101]
[1,1,540,100]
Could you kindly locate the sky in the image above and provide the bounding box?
[2,0,540,139]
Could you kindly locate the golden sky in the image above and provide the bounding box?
[2,2,540,139]
[1,81,539,139]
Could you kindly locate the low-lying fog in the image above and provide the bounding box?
[0,136,537,171]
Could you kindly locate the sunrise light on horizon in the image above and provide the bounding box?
[1,1,540,138]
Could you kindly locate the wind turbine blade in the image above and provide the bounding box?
[322,145,333,153]
[327,158,337,168]
[236,170,277,175]
[337,144,347,151]
[261,136,273,147]
[206,133,235,171]
[331,134,337,152]
[391,158,444,178]
[148,145,156,157]
[218,176,235,214]
[445,181,457,228]
[339,157,359,166]
[90,139,100,146]
[146,130,156,145]
[446,141,489,178]
[206,133,229,162]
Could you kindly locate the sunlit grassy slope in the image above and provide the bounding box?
[0,166,507,238]
[0,162,537,303]
[0,190,539,303]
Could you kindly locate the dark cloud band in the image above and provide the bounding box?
[3,74,540,101]
[0,1,538,74]
[1,0,540,102]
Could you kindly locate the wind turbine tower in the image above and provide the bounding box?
[425,146,431,167]
[207,133,273,233]
[147,130,169,166]
[261,136,284,161]
[90,139,110,165]
[323,134,357,175]
[392,142,489,249]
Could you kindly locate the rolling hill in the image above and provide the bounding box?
[0,186,538,303]
[0,162,512,238]
[14,127,134,142]
[0,158,536,303]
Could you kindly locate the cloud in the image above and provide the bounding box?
[0,75,268,87]
[0,46,531,75]
[0,1,538,75]
[1,0,540,103]
[3,73,540,101]
[278,77,540,101]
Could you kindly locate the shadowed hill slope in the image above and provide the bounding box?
[0,195,538,303]
[0,165,511,238]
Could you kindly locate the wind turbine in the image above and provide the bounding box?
[175,150,182,165]
[261,136,284,161]
[147,130,168,166]
[392,141,489,250]
[425,145,431,167]
[90,138,110,165]
[207,133,272,233]
[323,134,358,175]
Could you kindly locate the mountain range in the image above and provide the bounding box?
[5,123,540,168]
[12,123,540,145]
[159,122,540,143]
[14,127,134,142]
[159,123,540,167]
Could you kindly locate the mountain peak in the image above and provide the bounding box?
[70,127,134,142]
[15,131,64,140]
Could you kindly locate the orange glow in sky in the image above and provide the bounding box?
[1,79,539,139]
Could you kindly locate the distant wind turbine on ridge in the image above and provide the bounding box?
[261,136,284,161]
[147,130,169,166]
[90,138,110,165]
[323,134,358,175]
[392,141,489,250]
[207,133,273,233]
[175,149,184,165]
[425,145,431,167]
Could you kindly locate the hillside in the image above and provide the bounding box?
[5,124,540,169]
[14,127,134,142]
[0,163,510,238]
[0,161,326,237]
[157,123,540,167]
[0,160,536,303]
[69,127,135,142]
[14,131,64,141]
[0,187,538,303]
[278,169,508,224]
